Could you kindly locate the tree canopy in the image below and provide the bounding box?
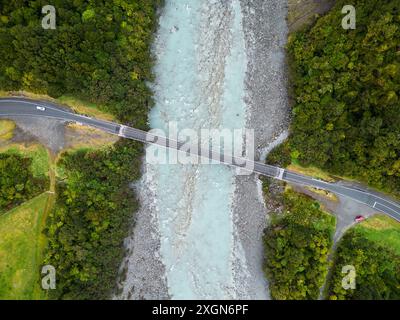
[44,141,142,299]
[0,0,163,127]
[263,190,336,299]
[326,229,400,300]
[287,0,400,194]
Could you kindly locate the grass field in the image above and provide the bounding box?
[0,193,50,300]
[356,215,400,255]
[0,140,57,299]
[0,120,15,140]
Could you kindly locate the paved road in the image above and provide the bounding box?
[1,97,400,222]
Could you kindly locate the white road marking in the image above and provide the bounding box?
[277,168,285,180]
[118,125,126,137]
[375,201,397,213]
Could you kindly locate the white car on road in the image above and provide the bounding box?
[36,106,46,111]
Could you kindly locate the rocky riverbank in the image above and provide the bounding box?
[231,0,290,299]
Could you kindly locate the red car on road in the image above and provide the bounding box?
[355,215,365,222]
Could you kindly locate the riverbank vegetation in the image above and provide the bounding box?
[285,0,400,195]
[263,189,336,299]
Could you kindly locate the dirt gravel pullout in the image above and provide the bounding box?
[6,117,65,153]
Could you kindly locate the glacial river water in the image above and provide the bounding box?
[146,0,248,299]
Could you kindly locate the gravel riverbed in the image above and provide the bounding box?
[115,0,290,300]
[232,0,290,299]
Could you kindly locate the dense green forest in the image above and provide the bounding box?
[326,229,400,300]
[263,190,336,299]
[287,0,400,194]
[0,153,48,213]
[0,0,162,127]
[44,141,142,299]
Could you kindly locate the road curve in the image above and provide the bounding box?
[1,97,400,222]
